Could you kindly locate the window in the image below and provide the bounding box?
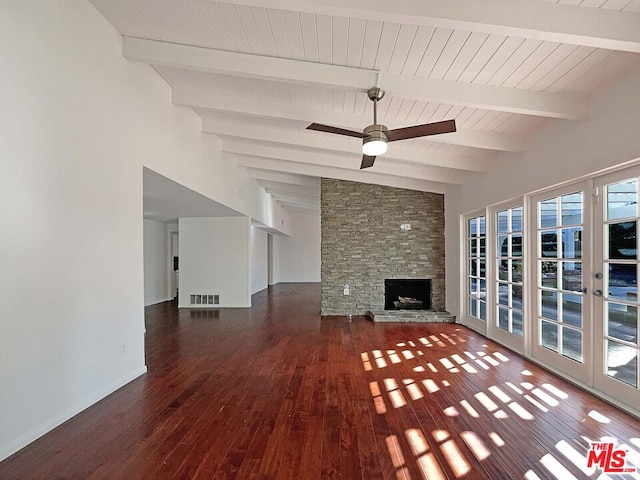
[496,207,524,336]
[468,216,486,321]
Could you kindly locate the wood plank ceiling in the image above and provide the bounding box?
[89,0,640,214]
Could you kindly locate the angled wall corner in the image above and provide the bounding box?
[178,217,251,308]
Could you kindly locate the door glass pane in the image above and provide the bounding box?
[562,327,583,363]
[562,193,582,226]
[606,303,638,343]
[498,283,509,305]
[541,231,558,257]
[541,321,558,352]
[513,311,523,336]
[608,222,637,259]
[498,306,509,330]
[541,291,558,320]
[512,207,523,231]
[562,261,582,292]
[511,260,523,282]
[497,211,508,233]
[606,340,638,388]
[561,228,582,259]
[541,261,558,288]
[497,235,508,256]
[469,238,477,256]
[511,234,523,257]
[607,179,637,221]
[498,260,508,281]
[562,294,582,328]
[540,198,557,228]
[512,284,523,305]
[608,264,637,301]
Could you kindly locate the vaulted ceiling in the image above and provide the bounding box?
[90,0,640,215]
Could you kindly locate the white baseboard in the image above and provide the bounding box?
[0,365,148,462]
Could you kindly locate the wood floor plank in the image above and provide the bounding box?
[1,283,640,479]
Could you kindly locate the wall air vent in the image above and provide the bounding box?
[190,294,219,305]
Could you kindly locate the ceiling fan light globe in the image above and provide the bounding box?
[362,139,387,156]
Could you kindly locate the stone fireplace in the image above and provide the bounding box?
[384,279,431,310]
[321,178,445,316]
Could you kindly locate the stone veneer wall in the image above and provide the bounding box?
[321,178,445,315]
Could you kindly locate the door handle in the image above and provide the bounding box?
[593,289,603,297]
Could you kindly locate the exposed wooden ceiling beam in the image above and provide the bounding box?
[202,119,491,172]
[235,156,452,193]
[125,37,588,120]
[207,0,640,53]
[223,139,467,185]
[175,89,525,152]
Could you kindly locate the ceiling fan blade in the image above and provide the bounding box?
[386,119,456,142]
[306,123,366,138]
[360,155,376,169]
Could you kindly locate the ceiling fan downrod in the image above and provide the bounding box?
[367,87,385,126]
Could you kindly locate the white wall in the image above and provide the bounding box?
[445,65,640,318]
[0,0,286,460]
[251,227,268,294]
[179,217,251,307]
[279,212,321,282]
[143,219,170,306]
[268,234,281,286]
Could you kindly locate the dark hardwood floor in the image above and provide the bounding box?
[1,283,639,479]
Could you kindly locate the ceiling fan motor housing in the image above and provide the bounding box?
[362,124,388,156]
[363,124,388,142]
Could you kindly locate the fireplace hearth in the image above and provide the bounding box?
[384,279,431,310]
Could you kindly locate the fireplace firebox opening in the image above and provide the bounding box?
[384,279,431,310]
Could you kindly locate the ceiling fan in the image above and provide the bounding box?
[306,87,457,169]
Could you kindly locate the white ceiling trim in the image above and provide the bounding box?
[203,119,490,172]
[256,180,320,197]
[124,37,588,120]
[225,141,467,185]
[264,188,320,201]
[235,156,452,193]
[280,205,321,215]
[207,0,640,53]
[246,169,320,188]
[175,89,525,151]
[277,201,320,211]
[269,194,320,207]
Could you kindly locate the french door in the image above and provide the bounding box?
[531,182,592,384]
[528,170,640,410]
[491,204,525,353]
[593,168,640,410]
